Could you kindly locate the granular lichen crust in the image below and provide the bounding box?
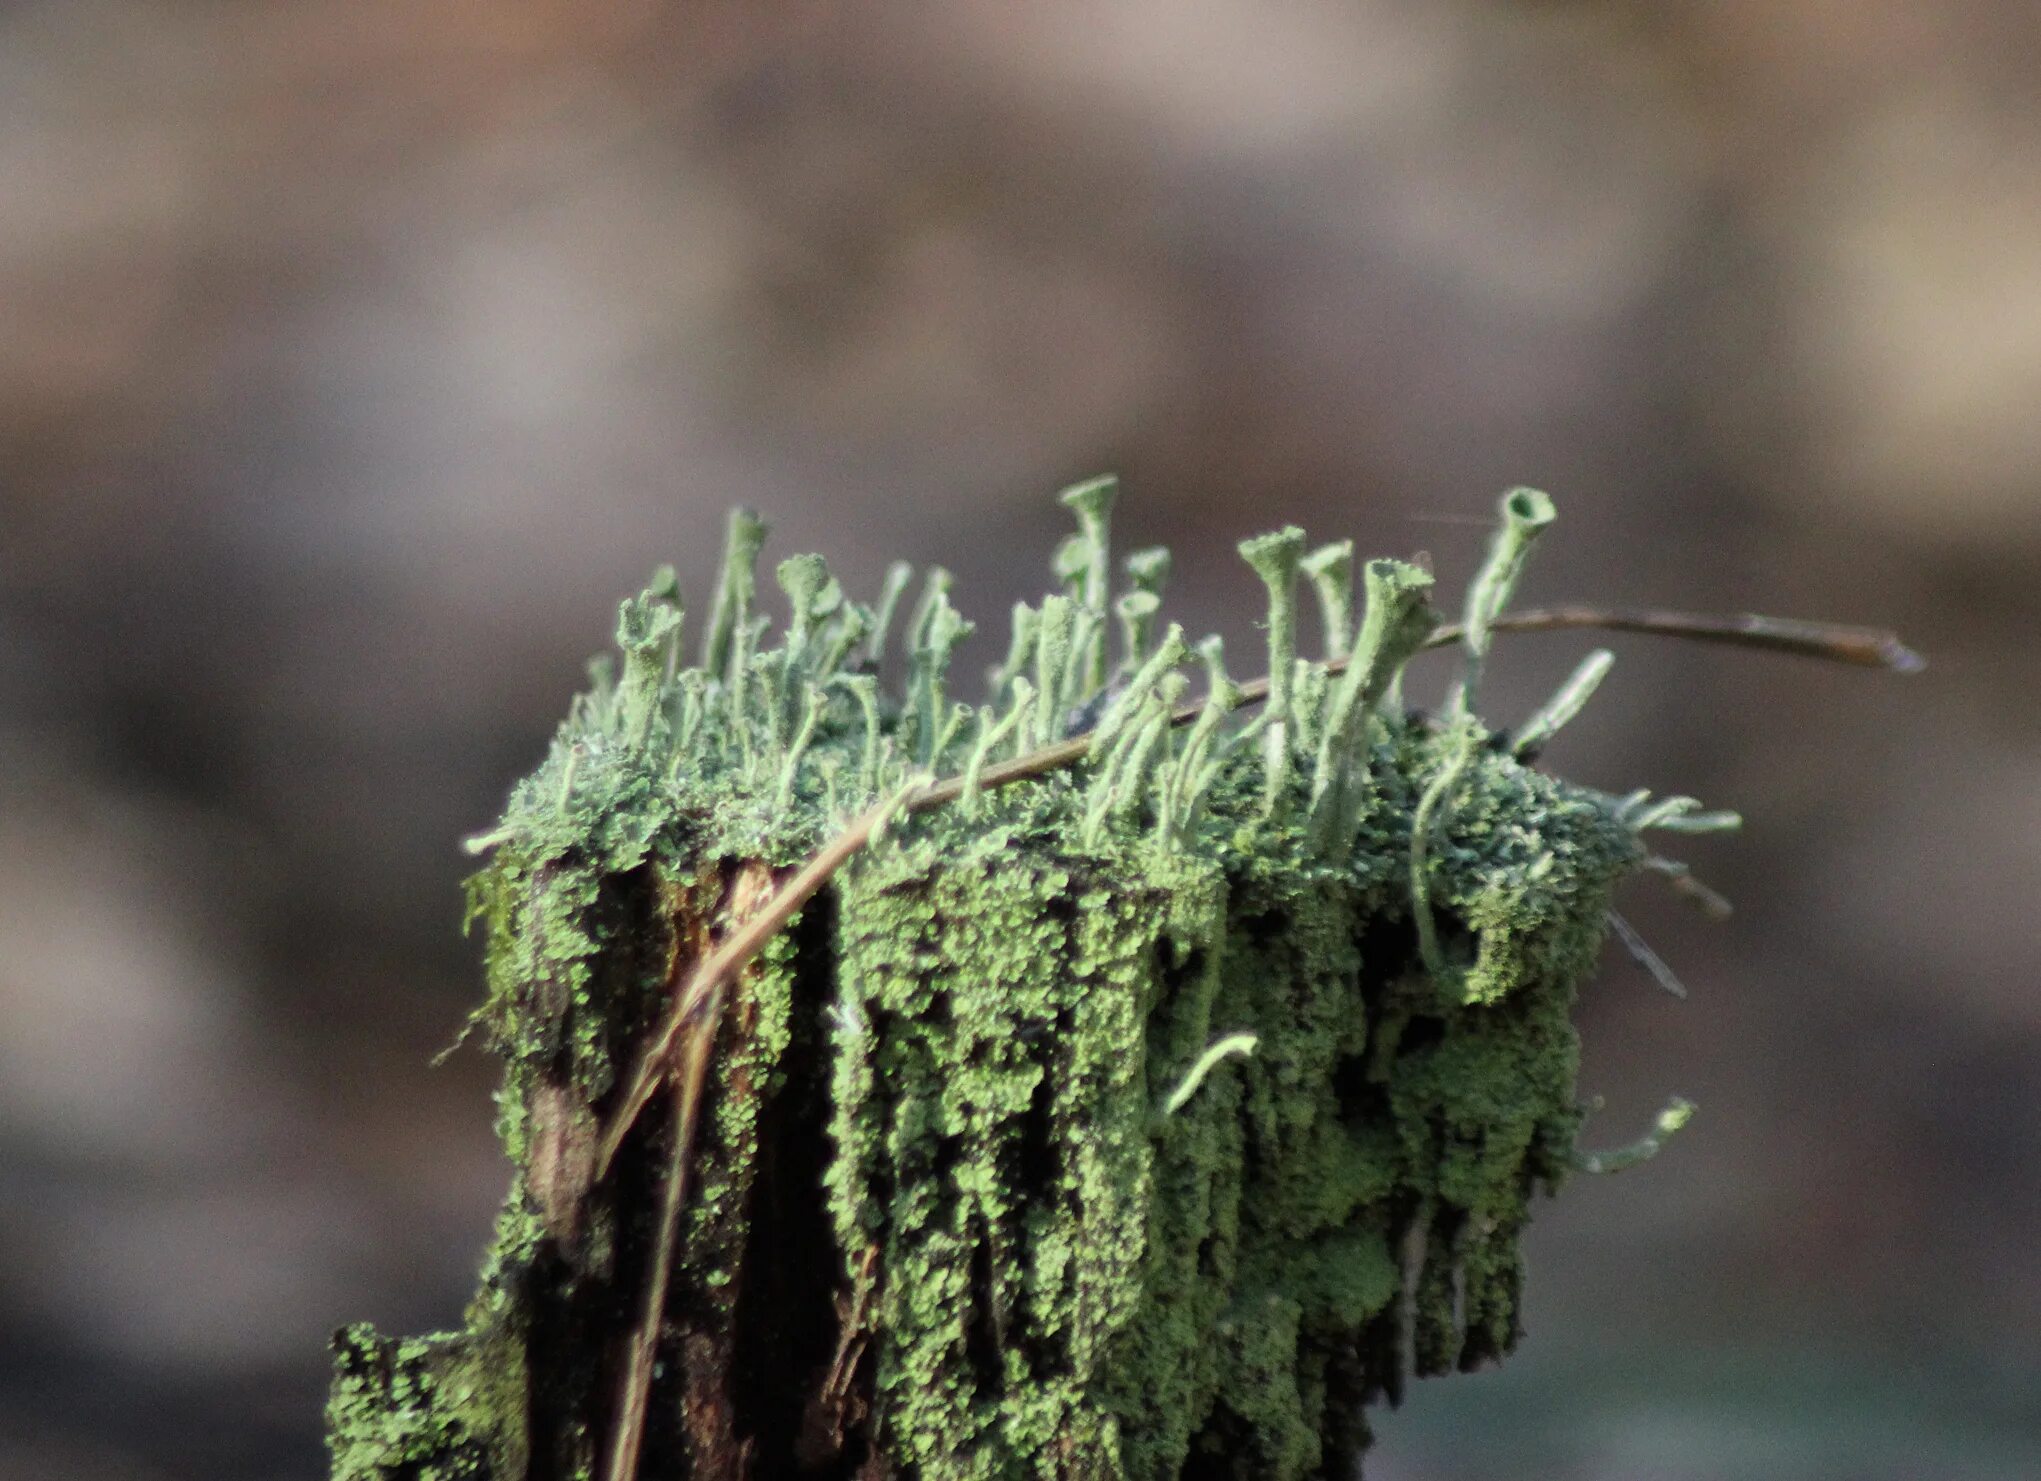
[331,481,1719,1479]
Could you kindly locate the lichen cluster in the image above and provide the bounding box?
[330,479,1727,1479]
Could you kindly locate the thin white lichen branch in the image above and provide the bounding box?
[1572,1096,1696,1174]
[1156,1033,1259,1121]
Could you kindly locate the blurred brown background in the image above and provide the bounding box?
[2,3,2037,1478]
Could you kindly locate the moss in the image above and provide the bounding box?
[332,481,1710,1478]
[327,1322,528,1481]
[825,834,1209,1474]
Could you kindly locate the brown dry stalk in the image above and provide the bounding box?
[603,864,773,1481]
[592,604,1918,1179]
[602,1070,706,1481]
[815,1245,881,1444]
[1463,607,1924,672]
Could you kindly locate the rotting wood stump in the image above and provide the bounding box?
[328,480,1909,1479]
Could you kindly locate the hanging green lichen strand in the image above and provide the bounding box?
[329,480,1730,1481]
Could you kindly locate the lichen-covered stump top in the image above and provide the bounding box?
[330,482,1725,1480]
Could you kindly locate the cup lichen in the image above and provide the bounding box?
[330,482,1730,1480]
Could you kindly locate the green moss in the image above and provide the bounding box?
[327,1322,528,1481]
[826,835,1208,1474]
[332,481,1712,1478]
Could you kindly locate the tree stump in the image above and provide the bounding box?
[329,482,1714,1479]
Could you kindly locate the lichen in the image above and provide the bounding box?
[332,479,1719,1478]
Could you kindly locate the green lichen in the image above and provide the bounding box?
[332,480,1712,1478]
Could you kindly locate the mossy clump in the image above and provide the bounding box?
[328,1320,528,1480]
[331,480,1722,1479]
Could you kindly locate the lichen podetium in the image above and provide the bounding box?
[330,481,1744,1480]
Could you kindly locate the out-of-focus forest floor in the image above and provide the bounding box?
[2,5,2038,1478]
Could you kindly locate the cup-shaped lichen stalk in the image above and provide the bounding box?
[1163,634,1244,843]
[902,566,955,660]
[1123,545,1172,600]
[990,600,1039,698]
[1057,474,1119,692]
[909,597,974,769]
[1030,593,1078,748]
[646,562,683,683]
[1105,670,1189,831]
[775,554,831,666]
[860,559,914,674]
[1511,647,1614,758]
[1088,621,1188,759]
[1052,536,1090,603]
[614,591,683,753]
[1308,558,1437,843]
[1238,526,1307,812]
[1115,589,1161,675]
[1300,539,1355,661]
[809,596,866,685]
[1317,559,1437,756]
[699,507,768,686]
[1450,487,1555,719]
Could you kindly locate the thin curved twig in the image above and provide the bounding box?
[1448,607,1924,672]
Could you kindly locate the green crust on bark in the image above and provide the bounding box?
[329,482,1706,1479]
